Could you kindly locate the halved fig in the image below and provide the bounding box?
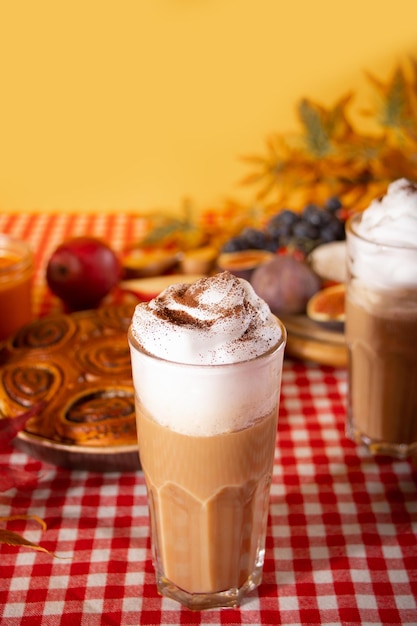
[307,283,345,323]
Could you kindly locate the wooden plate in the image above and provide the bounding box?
[1,304,141,472]
[15,432,139,473]
[280,314,347,367]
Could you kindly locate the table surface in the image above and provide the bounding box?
[0,213,416,626]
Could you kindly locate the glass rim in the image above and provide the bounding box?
[128,316,287,369]
[346,213,417,252]
[0,234,34,276]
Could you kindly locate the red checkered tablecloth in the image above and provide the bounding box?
[0,214,417,626]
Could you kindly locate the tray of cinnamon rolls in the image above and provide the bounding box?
[0,305,141,472]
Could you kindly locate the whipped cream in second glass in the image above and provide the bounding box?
[350,178,417,290]
[357,178,417,246]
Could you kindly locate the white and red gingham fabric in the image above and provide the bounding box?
[0,214,417,626]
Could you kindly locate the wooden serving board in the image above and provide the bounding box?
[280,314,347,368]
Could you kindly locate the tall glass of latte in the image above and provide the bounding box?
[346,178,417,458]
[128,271,286,609]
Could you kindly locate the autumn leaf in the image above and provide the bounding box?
[240,58,417,212]
[297,94,356,158]
[365,65,417,140]
[0,514,47,529]
[0,402,48,493]
[0,466,43,493]
[0,514,59,556]
[0,401,46,451]
[0,529,53,552]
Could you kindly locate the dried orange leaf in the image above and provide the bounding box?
[0,514,47,530]
[0,516,64,557]
[0,528,55,555]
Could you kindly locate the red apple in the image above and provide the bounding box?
[46,237,121,310]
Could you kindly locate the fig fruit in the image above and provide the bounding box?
[46,237,121,311]
[251,255,321,315]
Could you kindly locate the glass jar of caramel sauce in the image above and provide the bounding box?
[0,235,34,341]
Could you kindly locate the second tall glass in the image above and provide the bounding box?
[345,213,417,458]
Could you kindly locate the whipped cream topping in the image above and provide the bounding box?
[129,272,285,436]
[349,178,417,289]
[130,271,282,365]
[356,178,417,247]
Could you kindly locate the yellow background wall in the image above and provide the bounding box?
[0,0,416,214]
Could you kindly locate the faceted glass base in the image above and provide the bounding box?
[156,566,262,610]
[346,419,417,460]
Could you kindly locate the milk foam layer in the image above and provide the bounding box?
[350,178,417,289]
[129,272,285,436]
[130,271,282,365]
[358,178,417,246]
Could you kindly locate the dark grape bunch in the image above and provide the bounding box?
[222,197,346,256]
